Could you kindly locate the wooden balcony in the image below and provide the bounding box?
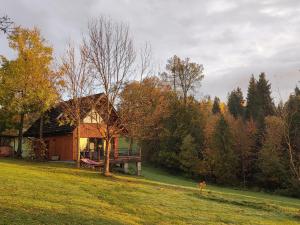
[110,147,141,164]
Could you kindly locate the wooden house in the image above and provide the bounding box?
[24,93,141,174]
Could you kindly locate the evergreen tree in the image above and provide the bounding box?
[227,87,244,118]
[256,72,275,118]
[245,74,275,176]
[245,73,274,129]
[157,98,205,172]
[212,97,221,114]
[258,116,288,190]
[179,134,198,175]
[212,115,238,184]
[245,75,258,120]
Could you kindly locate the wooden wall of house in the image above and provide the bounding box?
[44,134,73,161]
[78,124,104,138]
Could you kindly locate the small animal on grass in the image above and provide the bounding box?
[198,181,206,192]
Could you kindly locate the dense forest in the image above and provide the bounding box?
[119,56,300,198]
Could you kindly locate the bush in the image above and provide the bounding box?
[275,179,300,198]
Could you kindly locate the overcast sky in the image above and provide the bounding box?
[1,0,300,102]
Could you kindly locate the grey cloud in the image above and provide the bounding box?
[1,0,299,102]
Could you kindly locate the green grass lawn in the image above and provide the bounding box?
[0,159,299,225]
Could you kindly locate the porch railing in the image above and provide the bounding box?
[117,147,141,158]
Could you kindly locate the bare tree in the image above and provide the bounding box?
[164,55,204,104]
[277,90,300,182]
[60,43,95,168]
[0,16,13,34]
[163,55,181,91]
[138,42,152,81]
[279,107,300,182]
[84,17,136,176]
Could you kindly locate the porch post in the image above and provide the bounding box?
[123,162,129,174]
[136,162,142,176]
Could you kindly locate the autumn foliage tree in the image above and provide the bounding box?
[119,77,172,148]
[0,27,59,157]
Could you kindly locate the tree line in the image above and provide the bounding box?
[119,61,300,198]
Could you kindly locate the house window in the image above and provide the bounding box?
[80,138,88,151]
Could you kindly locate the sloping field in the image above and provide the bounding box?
[0,159,299,225]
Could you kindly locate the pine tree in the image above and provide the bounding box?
[227,87,244,118]
[179,134,198,175]
[245,75,259,120]
[212,97,221,114]
[212,115,238,184]
[256,72,275,118]
[246,73,274,123]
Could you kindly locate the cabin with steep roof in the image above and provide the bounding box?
[24,93,141,174]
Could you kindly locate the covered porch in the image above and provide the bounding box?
[79,137,142,175]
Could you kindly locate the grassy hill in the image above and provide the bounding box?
[0,159,299,225]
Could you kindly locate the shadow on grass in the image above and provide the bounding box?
[189,191,300,221]
[0,204,123,225]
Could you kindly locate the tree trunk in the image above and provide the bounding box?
[173,73,176,91]
[183,92,187,105]
[104,127,111,176]
[104,140,110,176]
[17,113,25,158]
[242,161,246,188]
[98,142,101,162]
[39,114,43,140]
[129,137,133,155]
[76,123,81,168]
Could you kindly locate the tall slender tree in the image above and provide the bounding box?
[282,87,300,182]
[59,43,95,168]
[84,17,137,176]
[245,75,258,120]
[256,72,275,118]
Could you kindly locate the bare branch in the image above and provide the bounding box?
[84,16,137,175]
[59,42,95,167]
[0,16,14,34]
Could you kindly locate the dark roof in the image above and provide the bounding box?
[24,93,105,137]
